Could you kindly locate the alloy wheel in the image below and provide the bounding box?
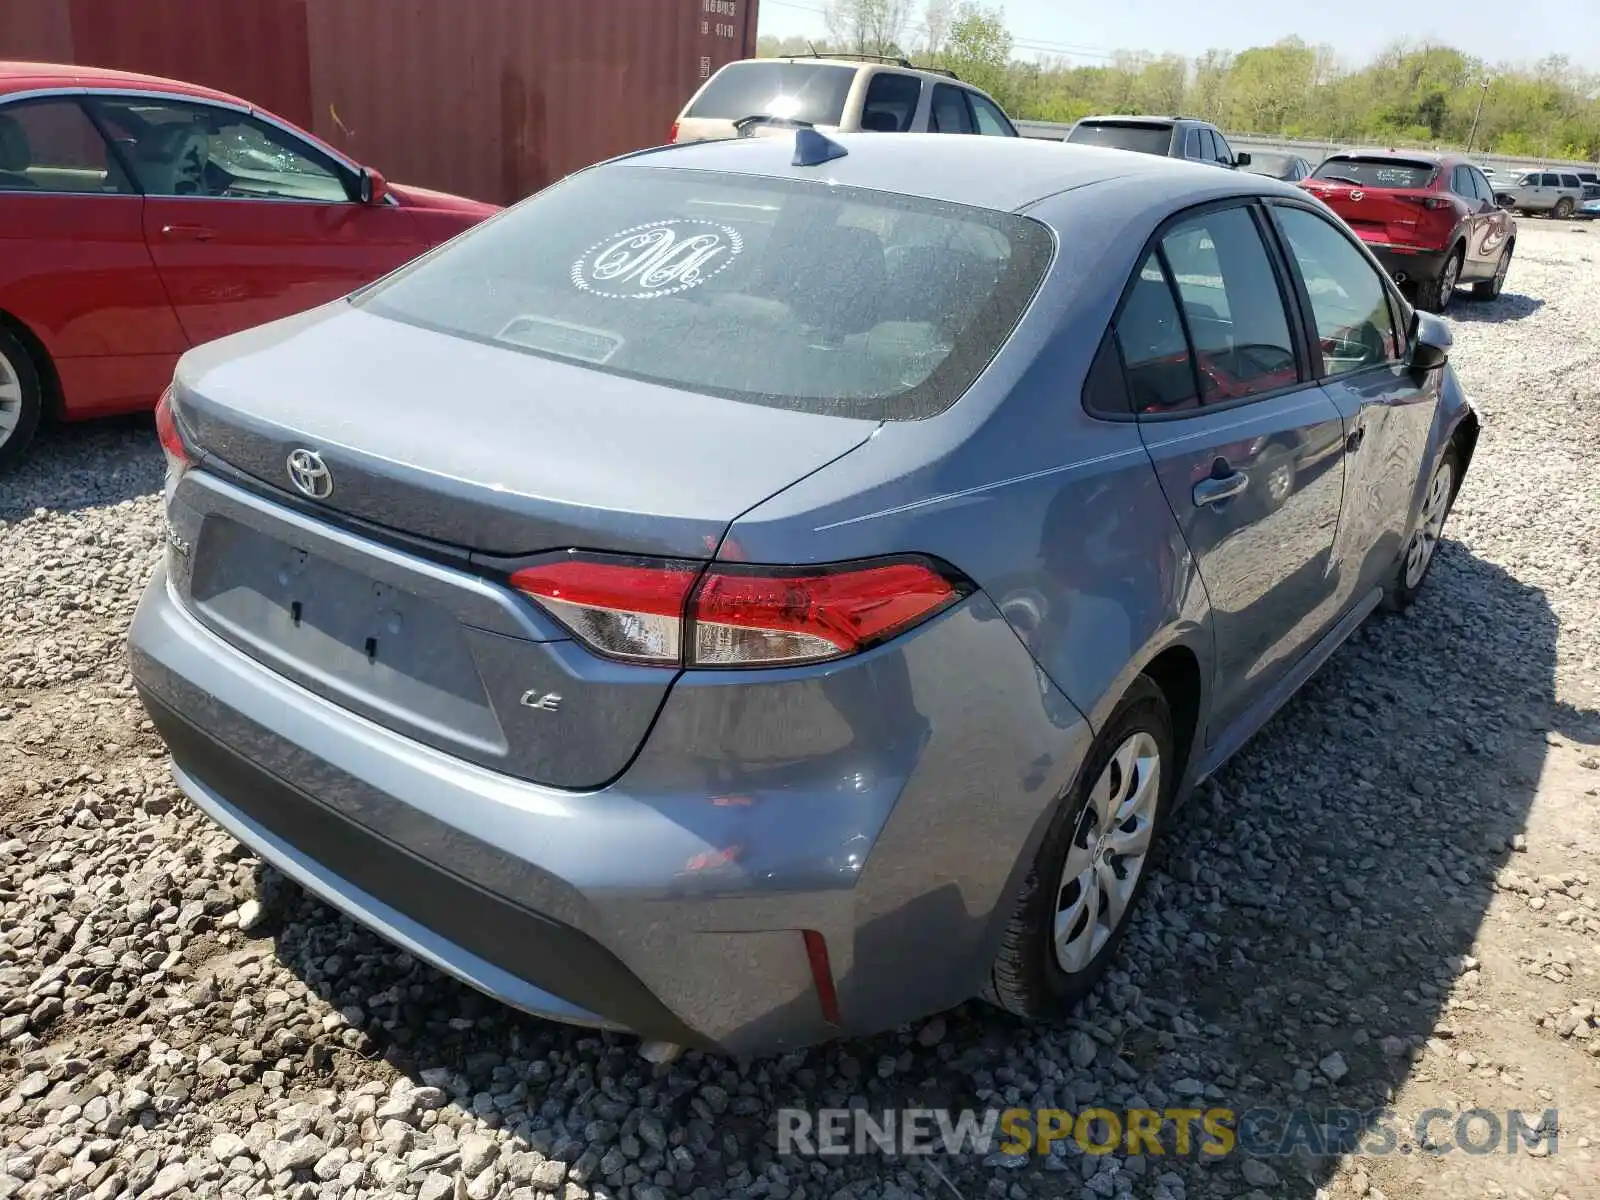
[0,348,23,448]
[1404,457,1455,589]
[1054,731,1161,973]
[1438,254,1459,303]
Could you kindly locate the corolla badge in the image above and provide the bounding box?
[286,448,333,499]
[571,219,744,300]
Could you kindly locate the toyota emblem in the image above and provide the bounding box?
[286,448,333,499]
[1350,190,1365,201]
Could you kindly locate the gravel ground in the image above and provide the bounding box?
[3,222,1599,1200]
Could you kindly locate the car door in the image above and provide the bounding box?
[89,95,420,347]
[1267,201,1437,606]
[1448,165,1492,276]
[1123,202,1347,737]
[0,96,187,416]
[1467,167,1513,267]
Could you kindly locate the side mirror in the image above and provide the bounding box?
[1234,151,1251,167]
[357,166,389,205]
[1410,311,1452,373]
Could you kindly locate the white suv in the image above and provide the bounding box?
[672,55,1018,144]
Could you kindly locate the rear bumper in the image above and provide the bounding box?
[1364,243,1448,283]
[129,560,1090,1053]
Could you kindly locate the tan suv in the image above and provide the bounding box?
[671,54,1018,144]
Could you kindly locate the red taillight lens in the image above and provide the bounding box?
[511,554,967,668]
[691,561,960,666]
[154,387,193,468]
[668,121,681,143]
[510,557,699,665]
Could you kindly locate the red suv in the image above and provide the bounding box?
[0,62,500,468]
[1300,150,1515,313]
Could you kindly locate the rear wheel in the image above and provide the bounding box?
[1554,197,1575,220]
[1414,249,1461,314]
[1472,242,1512,299]
[983,676,1174,1018]
[0,326,44,472]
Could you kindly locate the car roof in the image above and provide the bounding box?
[1325,148,1460,166]
[1076,114,1185,126]
[0,60,245,106]
[614,132,1301,215]
[771,56,973,87]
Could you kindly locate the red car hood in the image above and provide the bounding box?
[387,181,500,218]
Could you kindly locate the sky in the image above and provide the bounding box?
[757,0,1600,71]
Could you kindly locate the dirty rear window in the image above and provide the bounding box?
[355,166,1055,421]
[1312,157,1437,189]
[1067,121,1174,155]
[685,62,856,127]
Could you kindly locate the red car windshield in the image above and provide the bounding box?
[1311,157,1437,189]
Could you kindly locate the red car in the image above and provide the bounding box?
[1300,149,1515,314]
[0,62,499,467]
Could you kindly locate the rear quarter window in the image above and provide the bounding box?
[684,62,856,127]
[356,166,1055,422]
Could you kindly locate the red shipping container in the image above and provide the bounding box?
[0,0,759,205]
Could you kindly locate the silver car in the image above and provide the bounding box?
[1493,169,1585,218]
[128,131,1479,1057]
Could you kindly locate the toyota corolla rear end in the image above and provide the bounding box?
[128,149,1081,1054]
[1301,153,1459,285]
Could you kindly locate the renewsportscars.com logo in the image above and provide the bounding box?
[776,1106,1560,1159]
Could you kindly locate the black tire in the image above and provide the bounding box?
[983,675,1175,1018]
[1471,242,1512,299]
[1383,446,1461,612]
[0,325,45,472]
[1553,197,1575,220]
[1414,248,1462,314]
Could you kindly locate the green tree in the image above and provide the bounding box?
[937,2,1013,102]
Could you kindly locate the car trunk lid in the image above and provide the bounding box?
[167,305,878,790]
[174,305,878,559]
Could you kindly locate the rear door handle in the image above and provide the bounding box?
[161,223,215,241]
[1193,468,1249,507]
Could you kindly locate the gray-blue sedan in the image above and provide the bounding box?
[129,130,1479,1057]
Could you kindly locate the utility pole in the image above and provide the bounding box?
[1465,80,1490,155]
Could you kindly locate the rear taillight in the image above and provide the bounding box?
[668,121,681,143]
[509,557,698,665]
[511,554,969,669]
[154,387,193,472]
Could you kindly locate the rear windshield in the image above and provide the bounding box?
[1311,157,1437,189]
[685,62,855,127]
[1066,121,1174,155]
[356,166,1055,421]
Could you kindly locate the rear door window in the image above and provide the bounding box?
[1115,254,1198,411]
[1157,206,1299,404]
[1311,157,1436,189]
[1450,166,1475,199]
[357,166,1054,421]
[685,62,856,127]
[929,85,975,134]
[1540,173,1560,187]
[860,72,922,132]
[0,98,132,194]
[1067,121,1174,155]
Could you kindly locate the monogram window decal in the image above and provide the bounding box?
[570,219,744,300]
